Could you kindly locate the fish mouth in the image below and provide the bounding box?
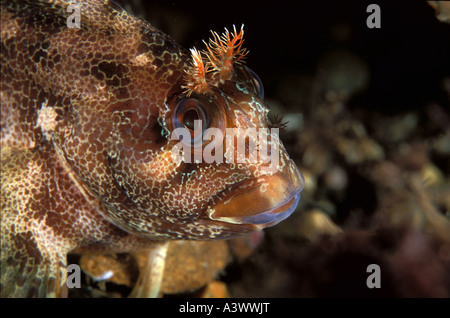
[207,161,304,229]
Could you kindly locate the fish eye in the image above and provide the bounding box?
[182,108,200,131]
[246,66,265,99]
[172,98,208,144]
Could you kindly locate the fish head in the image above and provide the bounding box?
[60,24,304,240]
[163,63,305,232]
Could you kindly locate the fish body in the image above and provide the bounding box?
[0,0,304,297]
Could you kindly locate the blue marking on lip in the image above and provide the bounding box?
[240,191,301,225]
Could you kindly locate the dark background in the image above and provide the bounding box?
[120,0,450,114]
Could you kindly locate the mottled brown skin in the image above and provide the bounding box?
[1,0,303,297]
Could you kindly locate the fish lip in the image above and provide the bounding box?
[238,191,301,226]
[207,173,303,228]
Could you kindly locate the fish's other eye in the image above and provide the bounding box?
[246,66,265,99]
[172,98,208,144]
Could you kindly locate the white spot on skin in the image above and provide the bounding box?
[35,100,59,141]
[132,52,153,66]
[1,13,21,41]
